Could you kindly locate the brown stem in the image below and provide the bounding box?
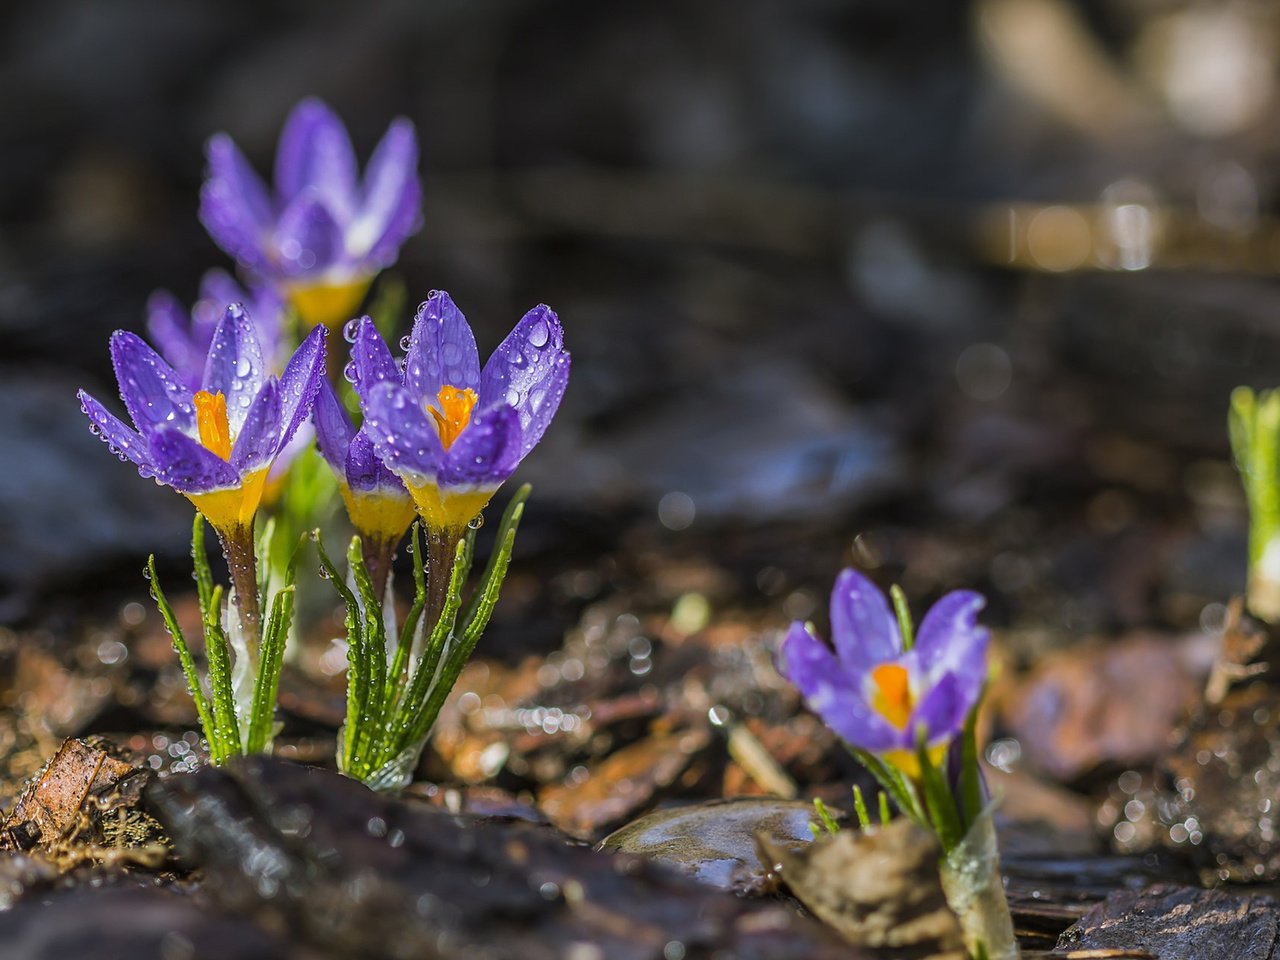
[362,535,397,606]
[217,523,262,670]
[425,528,456,634]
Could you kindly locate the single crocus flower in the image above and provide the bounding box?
[313,378,417,597]
[146,269,286,390]
[79,305,326,646]
[351,291,570,538]
[779,569,988,778]
[200,97,421,331]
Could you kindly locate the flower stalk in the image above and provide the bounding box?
[1229,386,1280,623]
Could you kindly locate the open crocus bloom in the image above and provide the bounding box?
[146,269,285,390]
[313,378,416,547]
[78,304,326,536]
[351,291,570,534]
[199,98,421,330]
[780,569,989,777]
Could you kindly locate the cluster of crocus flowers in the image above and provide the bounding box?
[200,98,421,332]
[79,305,326,645]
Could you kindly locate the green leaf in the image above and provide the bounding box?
[315,530,367,773]
[349,536,388,768]
[851,785,871,831]
[958,702,984,831]
[915,727,962,854]
[878,790,892,826]
[384,523,429,711]
[192,513,214,612]
[890,584,914,652]
[147,555,221,762]
[812,798,841,837]
[245,533,304,753]
[202,583,242,757]
[849,746,925,828]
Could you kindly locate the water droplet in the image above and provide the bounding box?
[142,565,152,580]
[318,566,331,580]
[468,514,485,530]
[344,319,361,343]
[399,335,412,351]
[344,361,359,384]
[528,318,550,348]
[505,388,520,406]
[235,357,251,378]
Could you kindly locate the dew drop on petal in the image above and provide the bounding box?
[344,361,359,383]
[528,318,550,348]
[468,514,485,530]
[344,319,361,343]
[235,357,251,378]
[399,335,412,351]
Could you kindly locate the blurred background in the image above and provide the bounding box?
[3,0,1279,661]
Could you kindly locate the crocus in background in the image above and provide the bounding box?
[313,378,417,598]
[147,269,313,507]
[780,569,988,780]
[200,97,421,333]
[78,305,326,649]
[147,269,286,389]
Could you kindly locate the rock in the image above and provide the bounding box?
[598,797,823,893]
[0,885,304,960]
[757,818,966,957]
[538,727,712,839]
[1057,883,1280,959]
[1002,632,1207,782]
[146,755,861,960]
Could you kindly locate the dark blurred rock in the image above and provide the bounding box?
[147,755,860,960]
[1002,632,1208,782]
[1057,883,1280,959]
[0,375,189,620]
[0,885,304,960]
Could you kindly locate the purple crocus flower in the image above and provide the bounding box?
[146,269,285,390]
[779,569,989,777]
[350,291,570,534]
[78,305,327,537]
[200,97,421,331]
[313,378,417,582]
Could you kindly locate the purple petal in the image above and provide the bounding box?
[438,404,522,488]
[345,429,404,493]
[199,270,285,370]
[311,378,355,476]
[779,622,898,752]
[910,673,975,746]
[273,98,358,220]
[201,304,266,434]
[148,428,239,494]
[828,569,901,671]
[200,133,273,272]
[361,380,444,478]
[478,305,570,458]
[350,117,421,264]
[231,379,282,474]
[276,324,327,454]
[145,290,202,390]
[109,331,195,434]
[273,190,344,277]
[405,291,480,399]
[351,316,402,397]
[914,590,988,676]
[78,389,153,472]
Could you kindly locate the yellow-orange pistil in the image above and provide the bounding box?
[194,390,233,461]
[428,385,478,450]
[869,663,913,730]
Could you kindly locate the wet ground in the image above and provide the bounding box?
[8,0,1280,956]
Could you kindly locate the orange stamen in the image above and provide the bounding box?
[194,390,233,461]
[428,385,478,450]
[870,663,913,730]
